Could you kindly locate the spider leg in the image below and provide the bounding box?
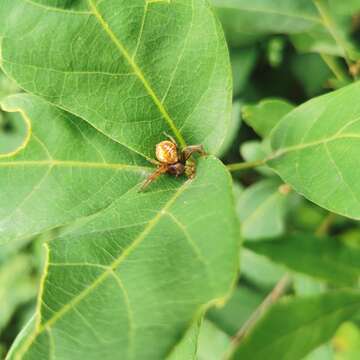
[163,131,178,146]
[182,144,206,162]
[140,165,168,191]
[185,162,196,179]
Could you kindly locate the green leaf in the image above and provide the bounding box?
[197,320,230,360]
[0,112,27,155]
[207,286,263,336]
[229,291,360,360]
[246,235,360,286]
[240,140,273,176]
[212,0,321,36]
[216,101,242,158]
[268,82,360,219]
[231,48,258,97]
[167,320,200,360]
[291,53,332,97]
[0,94,149,244]
[2,95,239,359]
[333,322,360,360]
[0,254,37,333]
[0,0,231,158]
[242,98,294,138]
[237,179,287,240]
[240,248,285,289]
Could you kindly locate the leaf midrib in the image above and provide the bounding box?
[88,0,186,149]
[235,297,360,357]
[0,160,151,171]
[268,132,360,161]
[15,179,191,359]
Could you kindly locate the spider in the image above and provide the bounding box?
[140,134,206,191]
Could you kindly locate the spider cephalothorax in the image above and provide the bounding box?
[141,135,206,191]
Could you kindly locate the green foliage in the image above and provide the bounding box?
[230,291,360,360]
[269,82,360,219]
[237,179,287,240]
[2,0,360,359]
[246,235,360,286]
[242,98,294,138]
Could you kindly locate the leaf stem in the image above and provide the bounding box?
[226,159,265,172]
[313,0,355,78]
[224,213,336,359]
[224,274,291,359]
[320,54,349,83]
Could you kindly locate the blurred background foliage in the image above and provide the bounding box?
[1,0,360,359]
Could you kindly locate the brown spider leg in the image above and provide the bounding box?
[140,164,168,191]
[182,144,206,162]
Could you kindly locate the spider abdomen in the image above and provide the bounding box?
[156,140,179,164]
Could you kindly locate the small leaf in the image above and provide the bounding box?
[207,286,263,336]
[268,82,360,219]
[197,320,230,360]
[212,0,321,36]
[231,48,258,96]
[246,235,360,286]
[237,179,287,240]
[291,54,332,97]
[229,291,360,360]
[167,321,200,360]
[240,248,285,289]
[0,254,37,333]
[240,139,274,176]
[242,98,294,138]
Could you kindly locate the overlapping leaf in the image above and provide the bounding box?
[246,235,360,286]
[0,0,239,358]
[229,291,360,360]
[0,0,231,158]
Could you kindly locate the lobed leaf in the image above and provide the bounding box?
[0,0,239,358]
[0,0,232,158]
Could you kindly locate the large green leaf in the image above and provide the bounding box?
[246,235,360,286]
[268,82,360,219]
[0,0,231,158]
[0,1,239,358]
[228,291,360,360]
[0,94,149,244]
[2,94,239,359]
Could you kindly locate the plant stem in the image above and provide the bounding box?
[313,0,355,77]
[316,212,336,236]
[224,274,291,359]
[226,159,265,172]
[320,53,349,82]
[224,212,336,359]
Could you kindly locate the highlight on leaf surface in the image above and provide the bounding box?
[0,0,240,359]
[268,81,360,220]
